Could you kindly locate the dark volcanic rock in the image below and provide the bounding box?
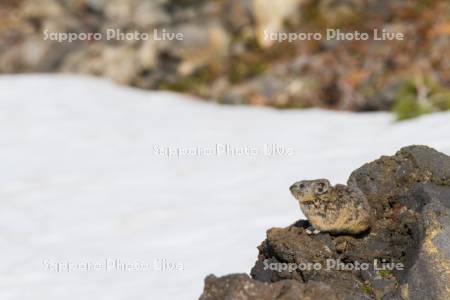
[402,183,450,300]
[199,146,450,300]
[199,274,340,300]
[348,145,450,216]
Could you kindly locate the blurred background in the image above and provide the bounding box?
[1,0,450,119]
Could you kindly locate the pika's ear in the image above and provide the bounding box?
[314,179,330,195]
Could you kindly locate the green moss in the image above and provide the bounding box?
[229,61,267,84]
[378,269,393,279]
[227,35,268,84]
[159,79,198,93]
[393,78,450,121]
[393,97,432,121]
[167,0,212,8]
[431,92,450,110]
[302,2,323,25]
[274,101,311,110]
[159,64,222,96]
[159,75,204,95]
[301,0,362,28]
[361,282,373,296]
[416,0,440,10]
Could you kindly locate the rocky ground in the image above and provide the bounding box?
[1,1,450,119]
[199,146,450,300]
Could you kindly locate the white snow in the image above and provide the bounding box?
[0,74,449,300]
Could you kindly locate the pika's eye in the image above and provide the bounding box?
[299,183,305,190]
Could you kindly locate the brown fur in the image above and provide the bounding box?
[290,179,371,234]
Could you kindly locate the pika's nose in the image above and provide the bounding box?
[290,183,298,192]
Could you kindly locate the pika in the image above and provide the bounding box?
[289,179,371,235]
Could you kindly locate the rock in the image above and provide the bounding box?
[251,0,300,48]
[348,145,450,215]
[402,183,450,300]
[250,221,394,298]
[199,274,340,300]
[223,0,253,32]
[199,146,450,300]
[63,44,141,85]
[318,0,364,27]
[133,0,170,28]
[170,22,230,76]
